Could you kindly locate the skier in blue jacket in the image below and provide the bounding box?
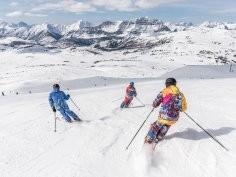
[49,84,80,122]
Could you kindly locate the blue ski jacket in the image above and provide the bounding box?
[49,88,70,110]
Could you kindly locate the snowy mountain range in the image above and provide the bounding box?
[0,17,171,51]
[1,17,235,52]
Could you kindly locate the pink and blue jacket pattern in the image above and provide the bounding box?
[153,85,187,125]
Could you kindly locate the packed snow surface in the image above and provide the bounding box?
[0,50,236,177]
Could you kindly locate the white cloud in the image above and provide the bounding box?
[90,0,186,11]
[6,11,47,17]
[32,0,96,13]
[5,0,188,18]
[24,12,47,17]
[90,0,137,11]
[6,11,23,17]
[134,0,186,9]
[31,0,186,13]
[9,2,19,7]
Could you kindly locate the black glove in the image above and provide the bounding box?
[67,94,70,98]
[52,106,56,112]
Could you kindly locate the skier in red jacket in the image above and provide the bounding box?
[120,82,137,108]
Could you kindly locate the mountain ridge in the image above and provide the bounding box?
[0,17,235,52]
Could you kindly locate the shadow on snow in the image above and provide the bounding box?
[165,127,235,141]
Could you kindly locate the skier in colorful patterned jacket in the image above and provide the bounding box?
[145,78,187,143]
[120,82,137,108]
[49,84,80,122]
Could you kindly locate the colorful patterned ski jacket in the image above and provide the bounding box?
[153,85,187,125]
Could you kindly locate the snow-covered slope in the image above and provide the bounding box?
[0,41,236,177]
[0,71,236,177]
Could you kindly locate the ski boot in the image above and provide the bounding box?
[65,118,72,123]
[145,132,155,144]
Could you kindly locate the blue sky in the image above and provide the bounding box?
[0,0,235,25]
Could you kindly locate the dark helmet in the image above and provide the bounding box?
[53,83,60,89]
[130,81,134,86]
[165,78,176,87]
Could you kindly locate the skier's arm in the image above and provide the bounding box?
[49,94,54,108]
[153,92,163,108]
[62,91,70,100]
[134,88,137,97]
[126,87,129,94]
[180,92,187,112]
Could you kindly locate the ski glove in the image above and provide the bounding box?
[52,106,56,112]
[67,94,70,98]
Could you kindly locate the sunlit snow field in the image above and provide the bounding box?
[0,48,236,177]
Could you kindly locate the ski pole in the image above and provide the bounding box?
[54,112,57,132]
[135,96,145,106]
[126,108,154,150]
[70,97,80,111]
[112,97,123,102]
[66,89,80,111]
[184,112,228,151]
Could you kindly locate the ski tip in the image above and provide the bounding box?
[74,118,82,122]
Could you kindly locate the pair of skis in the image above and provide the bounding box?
[54,112,82,132]
[55,116,82,122]
[119,96,146,109]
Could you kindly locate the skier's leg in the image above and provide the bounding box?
[64,108,80,121]
[123,97,132,108]
[125,99,132,107]
[156,124,171,141]
[145,121,160,143]
[58,108,72,122]
[120,101,126,108]
[120,97,129,108]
